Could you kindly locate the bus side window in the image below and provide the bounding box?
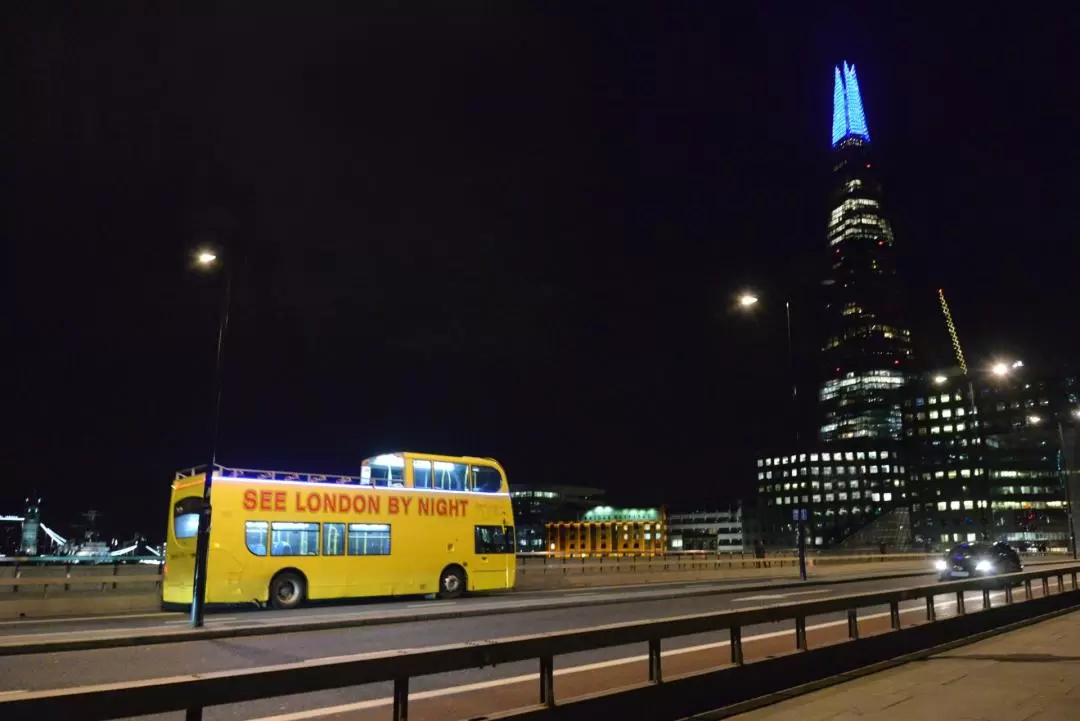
[368,463,404,488]
[434,462,467,491]
[471,465,502,493]
[245,521,268,556]
[348,524,391,556]
[412,460,433,489]
[323,523,345,556]
[474,525,514,554]
[271,522,319,556]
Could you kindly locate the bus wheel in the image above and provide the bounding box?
[269,571,305,610]
[438,566,466,599]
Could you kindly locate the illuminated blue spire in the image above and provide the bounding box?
[831,61,871,147]
[831,67,847,146]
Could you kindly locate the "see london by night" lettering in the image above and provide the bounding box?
[241,489,469,518]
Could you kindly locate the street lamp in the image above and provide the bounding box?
[189,247,233,627]
[735,290,795,421]
[736,290,805,581]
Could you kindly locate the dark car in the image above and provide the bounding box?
[936,541,1023,581]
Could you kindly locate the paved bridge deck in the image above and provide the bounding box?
[731,608,1080,721]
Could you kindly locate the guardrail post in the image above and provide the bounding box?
[539,656,555,707]
[1058,573,1065,592]
[982,588,992,610]
[1024,579,1033,600]
[393,678,409,721]
[1073,571,1078,590]
[113,563,120,590]
[730,626,744,666]
[889,600,901,629]
[795,617,808,650]
[1042,577,1050,596]
[956,590,966,615]
[925,595,936,622]
[648,639,663,683]
[1005,582,1014,604]
[847,609,859,639]
[185,706,203,721]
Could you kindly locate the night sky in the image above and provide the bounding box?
[4,4,1078,540]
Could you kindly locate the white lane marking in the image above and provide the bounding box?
[0,690,28,697]
[732,590,832,603]
[0,612,174,628]
[249,591,1005,721]
[164,616,237,625]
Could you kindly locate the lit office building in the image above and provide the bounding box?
[755,448,906,547]
[668,509,744,552]
[906,365,1080,550]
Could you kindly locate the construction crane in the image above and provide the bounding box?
[938,288,968,374]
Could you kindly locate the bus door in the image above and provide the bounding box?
[472,524,515,589]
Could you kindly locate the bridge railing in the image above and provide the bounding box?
[2,574,163,595]
[2,563,1077,721]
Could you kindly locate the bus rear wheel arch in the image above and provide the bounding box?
[269,569,307,610]
[438,565,467,599]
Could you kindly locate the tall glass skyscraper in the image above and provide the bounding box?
[752,63,915,550]
[819,62,913,443]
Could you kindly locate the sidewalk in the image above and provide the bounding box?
[731,609,1080,721]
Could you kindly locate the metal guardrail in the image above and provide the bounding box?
[517,551,926,568]
[4,575,163,594]
[2,563,1077,721]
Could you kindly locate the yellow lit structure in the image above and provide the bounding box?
[545,506,667,556]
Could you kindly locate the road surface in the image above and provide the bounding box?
[0,565,940,642]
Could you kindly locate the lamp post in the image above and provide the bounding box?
[190,248,232,627]
[1055,418,1078,560]
[737,291,806,581]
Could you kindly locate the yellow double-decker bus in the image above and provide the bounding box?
[163,452,516,610]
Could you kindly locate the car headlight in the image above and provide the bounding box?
[934,559,947,571]
[975,560,993,572]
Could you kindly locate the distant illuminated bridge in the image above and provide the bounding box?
[1,502,161,559]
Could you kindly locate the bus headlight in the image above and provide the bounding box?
[975,560,994,572]
[934,559,947,571]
